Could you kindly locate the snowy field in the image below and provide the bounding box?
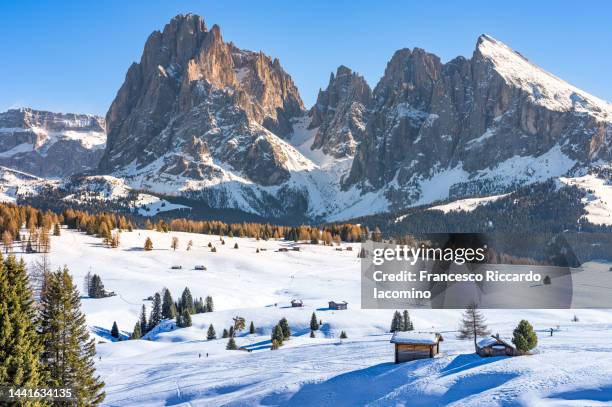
[21,229,612,406]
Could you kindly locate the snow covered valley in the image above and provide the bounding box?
[24,229,612,406]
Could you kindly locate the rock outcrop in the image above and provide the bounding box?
[308,66,372,157]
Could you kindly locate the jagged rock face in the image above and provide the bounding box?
[99,14,305,186]
[345,35,612,208]
[308,66,372,157]
[0,108,106,178]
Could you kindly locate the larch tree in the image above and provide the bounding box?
[39,267,105,405]
[457,302,490,351]
[171,236,179,251]
[144,237,153,251]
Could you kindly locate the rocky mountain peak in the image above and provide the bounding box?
[308,65,372,157]
[99,13,306,188]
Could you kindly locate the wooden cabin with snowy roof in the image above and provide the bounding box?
[476,334,518,357]
[328,300,348,310]
[390,332,443,363]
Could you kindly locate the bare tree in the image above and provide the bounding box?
[457,302,490,351]
[30,252,52,302]
[171,236,179,251]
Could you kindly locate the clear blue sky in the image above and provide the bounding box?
[2,0,612,116]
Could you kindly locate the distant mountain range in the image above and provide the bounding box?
[2,13,612,226]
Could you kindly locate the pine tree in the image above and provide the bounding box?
[279,317,291,340]
[222,328,229,338]
[148,292,162,331]
[179,309,192,328]
[111,321,119,338]
[340,331,347,339]
[207,324,216,340]
[512,320,538,352]
[162,288,176,319]
[0,255,45,389]
[205,296,214,312]
[249,321,255,334]
[40,267,105,405]
[310,312,319,331]
[144,237,153,251]
[181,287,194,314]
[457,302,490,351]
[139,304,148,335]
[130,321,141,340]
[229,326,235,338]
[390,310,403,332]
[402,310,413,331]
[234,242,239,249]
[309,330,315,338]
[271,324,284,346]
[226,337,237,350]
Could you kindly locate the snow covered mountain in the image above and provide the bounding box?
[0,108,106,178]
[4,14,612,223]
[345,34,612,214]
[95,15,612,221]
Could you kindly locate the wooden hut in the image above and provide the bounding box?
[390,332,443,363]
[290,299,303,307]
[328,300,348,310]
[476,334,518,357]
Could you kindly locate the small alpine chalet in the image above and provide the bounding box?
[390,332,443,363]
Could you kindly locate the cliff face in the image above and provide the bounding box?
[0,108,106,178]
[308,66,372,158]
[99,14,305,187]
[345,35,612,209]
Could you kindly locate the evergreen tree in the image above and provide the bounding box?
[228,326,235,338]
[40,267,105,405]
[148,292,162,330]
[207,324,216,340]
[222,328,229,338]
[139,304,148,335]
[390,310,403,332]
[0,255,45,389]
[179,309,192,328]
[111,321,119,338]
[226,337,237,350]
[249,321,255,334]
[310,312,319,331]
[340,331,347,339]
[205,296,214,312]
[130,321,141,340]
[402,310,414,331]
[309,330,315,338]
[144,237,153,251]
[279,317,291,340]
[512,320,538,352]
[271,324,284,346]
[457,302,490,351]
[162,288,176,319]
[181,287,194,314]
[234,242,239,249]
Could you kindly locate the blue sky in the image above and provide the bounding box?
[2,0,612,116]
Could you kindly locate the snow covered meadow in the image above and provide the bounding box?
[22,229,612,406]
